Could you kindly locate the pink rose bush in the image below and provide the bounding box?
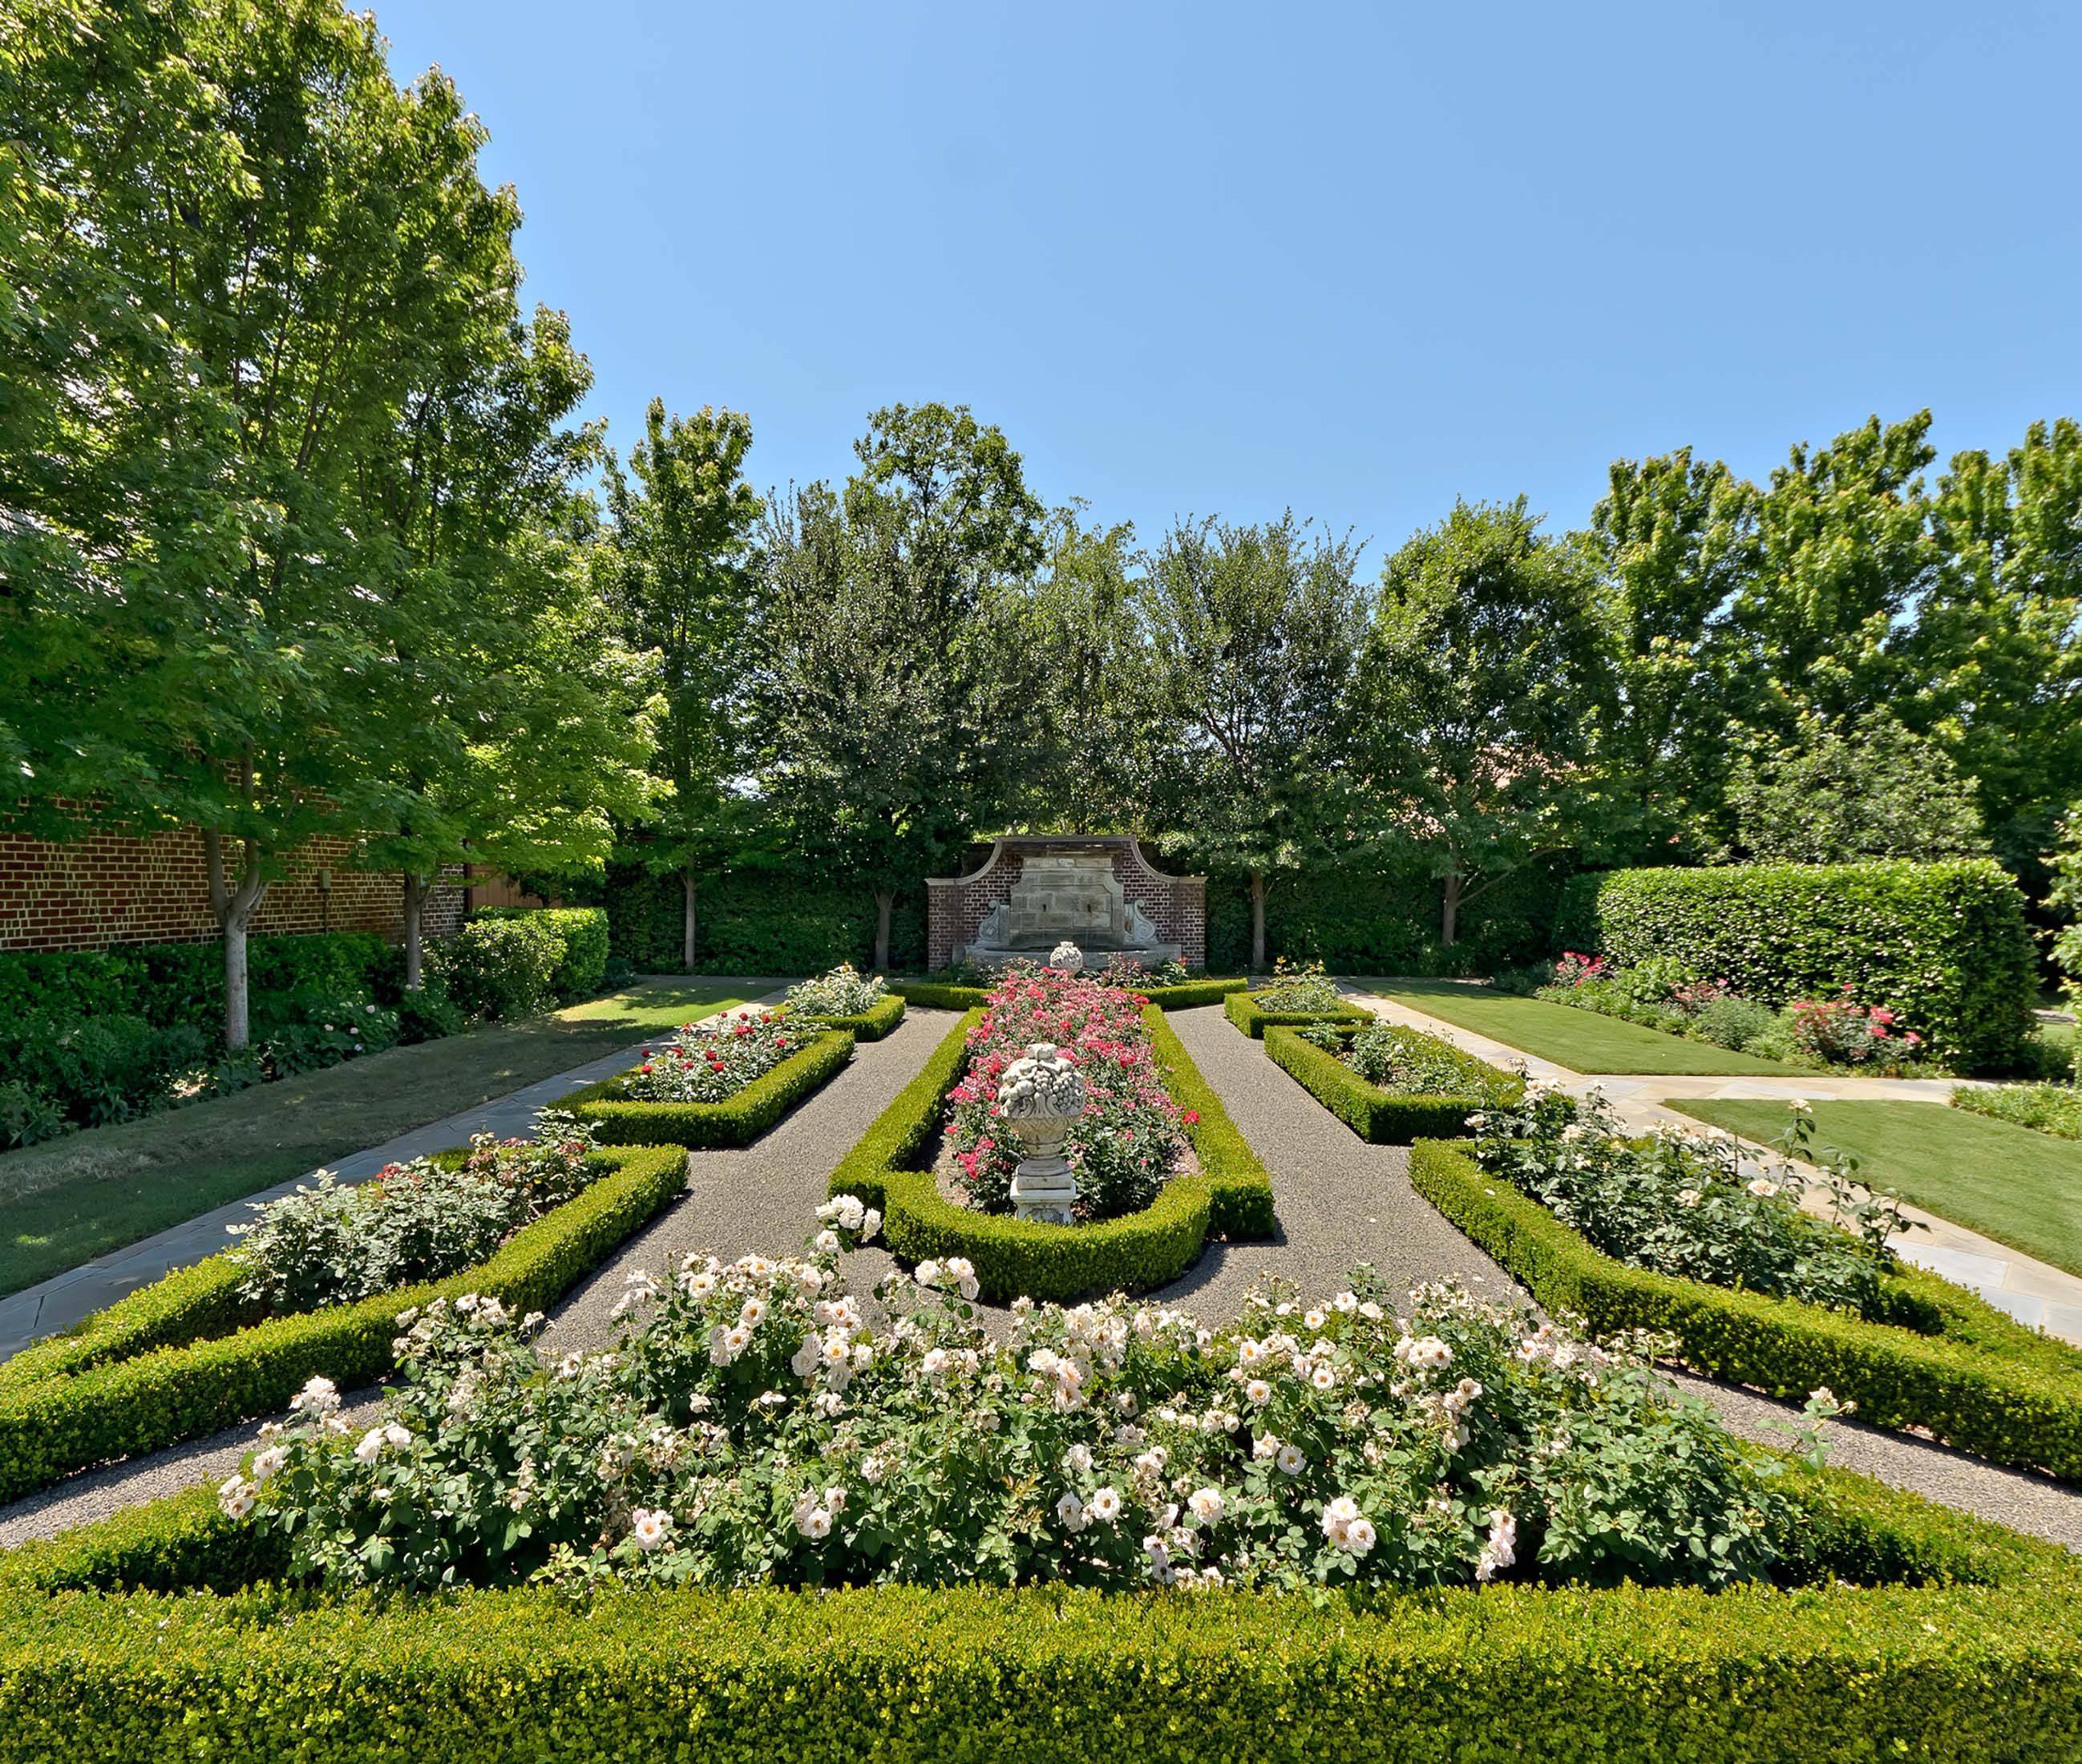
[617,1009,802,1104]
[944,965,1187,1220]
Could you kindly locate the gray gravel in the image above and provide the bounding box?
[9,998,2082,1553]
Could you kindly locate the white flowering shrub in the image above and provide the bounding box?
[1470,1089,1910,1317]
[615,1011,804,1104]
[226,1111,604,1313]
[785,963,888,1021]
[234,1198,1792,1594]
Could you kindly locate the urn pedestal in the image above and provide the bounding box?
[996,1042,1085,1226]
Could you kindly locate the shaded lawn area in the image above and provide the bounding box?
[1364,980,1807,1076]
[1672,1098,2082,1281]
[0,979,756,1298]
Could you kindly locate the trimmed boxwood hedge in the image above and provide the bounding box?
[568,1029,855,1147]
[0,1142,687,1505]
[891,977,1247,1013]
[1263,1023,1524,1143]
[1223,989,1374,1038]
[794,991,906,1041]
[2,1462,2081,1762]
[825,1006,1275,1301]
[1410,1138,2082,1480]
[1553,860,2037,1070]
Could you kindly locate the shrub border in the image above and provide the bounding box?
[1223,989,1374,1038]
[825,1005,1275,1301]
[2,1462,2080,1762]
[567,1030,855,1148]
[1263,1023,1524,1143]
[891,977,1247,1013]
[0,1142,688,1505]
[1409,1137,2082,1480]
[793,992,905,1042]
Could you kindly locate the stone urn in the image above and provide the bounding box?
[995,1042,1085,1224]
[1048,940,1085,974]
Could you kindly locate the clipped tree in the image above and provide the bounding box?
[601,401,766,969]
[755,404,1047,969]
[1358,500,1620,947]
[1137,513,1368,969]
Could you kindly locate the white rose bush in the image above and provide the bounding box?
[231,1197,1793,1595]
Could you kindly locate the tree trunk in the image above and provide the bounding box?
[1248,871,1267,973]
[682,865,698,973]
[873,889,894,973]
[203,829,269,1052]
[1441,871,1462,948]
[401,872,428,990]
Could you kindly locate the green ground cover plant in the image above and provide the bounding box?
[1673,1098,2082,1281]
[0,1139,687,1503]
[0,981,750,1299]
[1412,1119,2082,1479]
[1371,980,1805,1074]
[1955,1081,2082,1143]
[1263,1022,1522,1142]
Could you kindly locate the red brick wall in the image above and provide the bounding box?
[0,828,466,953]
[926,838,1207,969]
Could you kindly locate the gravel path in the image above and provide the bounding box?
[10,1000,2082,1552]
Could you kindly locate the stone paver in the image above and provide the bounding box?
[1348,989,2082,1345]
[0,992,787,1362]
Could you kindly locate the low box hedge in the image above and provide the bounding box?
[0,1142,687,1505]
[793,991,906,1041]
[568,1029,855,1147]
[1553,860,2038,1070]
[825,1006,1275,1301]
[2,1460,2080,1762]
[891,977,1247,1013]
[1263,1023,1524,1143]
[1410,1137,2082,1480]
[1223,989,1374,1038]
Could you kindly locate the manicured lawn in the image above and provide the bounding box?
[1364,980,1807,1076]
[0,979,754,1298]
[1672,1098,2082,1281]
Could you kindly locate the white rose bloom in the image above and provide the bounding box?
[1304,1309,1327,1332]
[915,1260,942,1290]
[353,1428,386,1464]
[1276,1443,1305,1476]
[800,1507,832,1541]
[631,1507,672,1552]
[249,1446,287,1483]
[1252,1432,1279,1460]
[1244,1378,1272,1406]
[1089,1486,1122,1522]
[860,1208,883,1241]
[815,1229,842,1253]
[1056,1491,1088,1531]
[382,1422,411,1450]
[1344,1517,1377,1556]
[1187,1487,1223,1524]
[1311,1365,1336,1392]
[1747,1177,1781,1198]
[1068,1443,1094,1475]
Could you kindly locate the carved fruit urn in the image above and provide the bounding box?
[1049,940,1085,974]
[995,1042,1085,1225]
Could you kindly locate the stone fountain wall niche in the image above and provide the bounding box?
[926,835,1207,971]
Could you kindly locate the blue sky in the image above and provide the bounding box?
[378,0,2081,564]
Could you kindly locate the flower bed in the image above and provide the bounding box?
[783,965,907,1040]
[5,1455,2080,1764]
[1411,1117,2082,1479]
[567,1023,855,1148]
[0,1138,687,1504]
[891,975,1246,1013]
[1954,1080,2082,1143]
[827,1004,1274,1301]
[1263,1022,1523,1143]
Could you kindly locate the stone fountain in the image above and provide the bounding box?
[995,1042,1085,1224]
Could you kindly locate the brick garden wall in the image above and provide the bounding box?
[925,837,1206,970]
[0,828,467,953]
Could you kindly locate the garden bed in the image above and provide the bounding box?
[827,1005,1275,1301]
[0,1140,686,1504]
[1223,990,1373,1039]
[568,1028,855,1147]
[1411,1134,2082,1479]
[1263,1022,1522,1142]
[794,991,905,1041]
[891,976,1246,1013]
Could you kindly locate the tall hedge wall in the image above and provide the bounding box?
[598,863,927,975]
[1205,861,1563,976]
[1553,860,2036,1069]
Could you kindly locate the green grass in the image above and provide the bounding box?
[1364,980,1807,1076]
[1672,1098,2082,1281]
[0,980,754,1299]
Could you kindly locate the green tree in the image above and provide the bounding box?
[2051,806,2082,1011]
[1137,513,1368,969]
[601,401,766,970]
[755,404,1047,968]
[1720,707,1987,864]
[1358,500,1619,946]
